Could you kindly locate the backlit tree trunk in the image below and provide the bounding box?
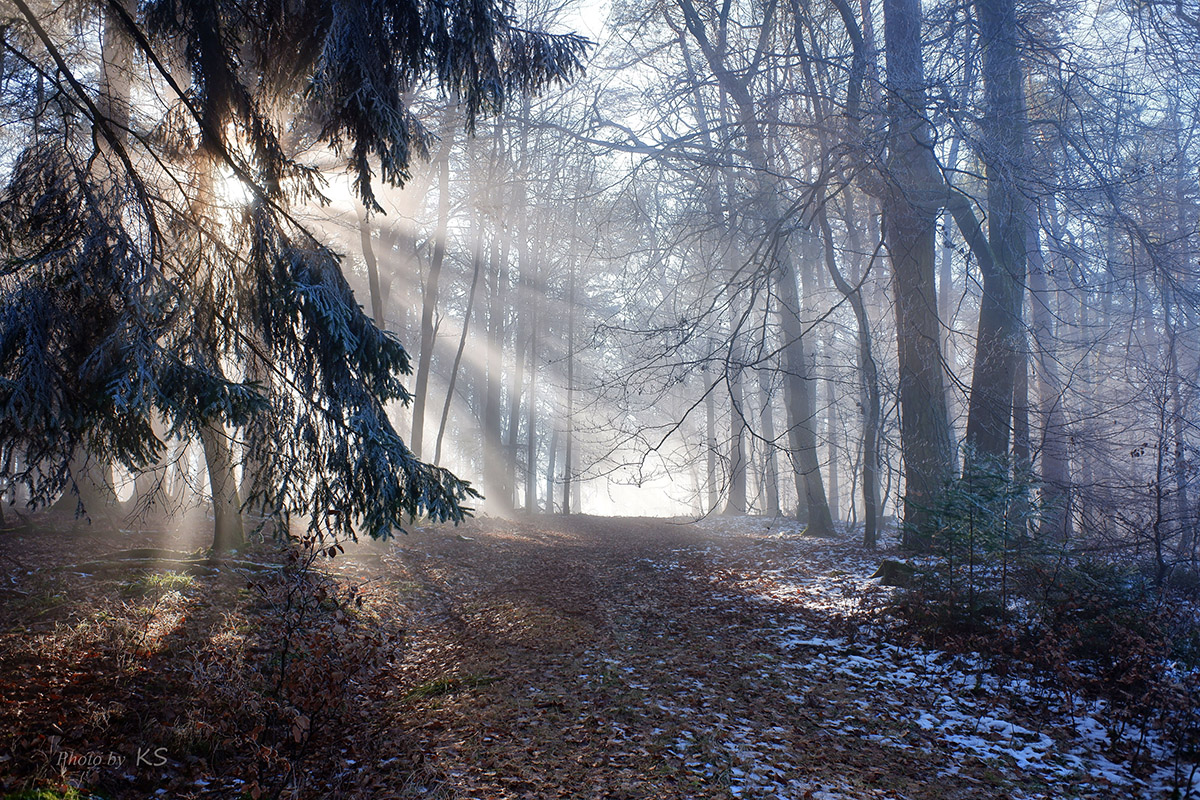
[964,0,1030,465]
[882,0,955,546]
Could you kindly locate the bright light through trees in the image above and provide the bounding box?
[1,0,1199,571]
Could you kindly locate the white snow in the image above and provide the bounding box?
[656,515,1200,799]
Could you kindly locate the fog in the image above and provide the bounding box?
[1,0,1198,564]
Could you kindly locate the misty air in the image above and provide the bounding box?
[0,0,1197,797]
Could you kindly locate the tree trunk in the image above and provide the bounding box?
[1027,211,1071,541]
[357,207,385,329]
[200,422,243,553]
[484,231,513,514]
[545,425,558,515]
[52,0,134,520]
[818,201,882,547]
[562,254,576,516]
[725,372,747,515]
[525,272,540,513]
[410,134,453,458]
[826,375,840,522]
[964,0,1030,466]
[725,300,747,515]
[777,254,836,536]
[1011,333,1031,531]
[758,366,781,516]
[676,0,832,533]
[706,369,718,514]
[882,0,955,547]
[433,218,484,468]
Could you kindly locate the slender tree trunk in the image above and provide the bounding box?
[791,10,880,544]
[358,207,385,328]
[936,49,973,419]
[777,253,835,536]
[506,325,527,507]
[818,202,882,547]
[484,230,513,514]
[1011,333,1031,531]
[562,255,576,516]
[725,375,747,515]
[706,370,718,514]
[559,244,573,515]
[523,206,544,511]
[725,298,747,515]
[826,377,840,522]
[525,284,539,512]
[1027,211,1071,540]
[758,366,781,516]
[545,425,558,514]
[1172,361,1194,561]
[676,0,833,533]
[433,220,484,467]
[410,135,453,458]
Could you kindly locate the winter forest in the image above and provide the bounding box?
[1,0,1200,797]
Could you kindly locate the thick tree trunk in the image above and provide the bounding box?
[200,423,243,553]
[53,0,133,521]
[964,0,1030,465]
[777,256,836,536]
[97,0,134,151]
[882,0,955,547]
[54,452,118,518]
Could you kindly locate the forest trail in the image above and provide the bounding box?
[346,513,864,799]
[0,515,1189,799]
[335,515,1182,800]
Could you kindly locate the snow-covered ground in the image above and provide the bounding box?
[657,515,1200,799]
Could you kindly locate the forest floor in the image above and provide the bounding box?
[0,513,1195,799]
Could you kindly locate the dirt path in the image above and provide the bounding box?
[335,515,971,800]
[3,515,1175,798]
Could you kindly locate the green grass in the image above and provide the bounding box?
[118,571,194,598]
[404,673,499,700]
[3,786,107,800]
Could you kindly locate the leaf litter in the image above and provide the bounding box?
[0,513,1195,798]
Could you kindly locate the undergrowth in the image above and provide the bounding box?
[1,530,400,800]
[172,533,398,799]
[892,458,1200,791]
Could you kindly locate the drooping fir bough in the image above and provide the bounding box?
[0,0,587,547]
